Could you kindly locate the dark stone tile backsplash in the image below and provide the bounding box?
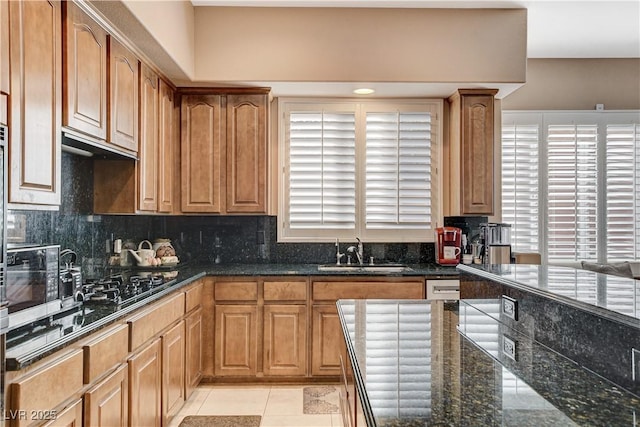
[9,152,438,278]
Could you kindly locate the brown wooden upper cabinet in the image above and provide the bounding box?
[94,72,176,215]
[8,0,62,208]
[180,90,270,214]
[138,62,159,212]
[108,36,139,154]
[447,89,498,216]
[62,1,108,141]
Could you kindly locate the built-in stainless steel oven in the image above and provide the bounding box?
[0,123,8,427]
[6,244,60,330]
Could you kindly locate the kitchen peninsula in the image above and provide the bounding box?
[338,264,640,426]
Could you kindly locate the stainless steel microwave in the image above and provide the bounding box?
[6,244,60,330]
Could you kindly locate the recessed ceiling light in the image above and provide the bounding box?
[353,88,375,95]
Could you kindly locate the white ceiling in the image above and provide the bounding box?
[191,0,640,59]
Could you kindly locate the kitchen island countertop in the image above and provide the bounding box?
[338,299,640,427]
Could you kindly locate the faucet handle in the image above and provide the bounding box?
[336,251,345,265]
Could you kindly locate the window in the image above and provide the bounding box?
[279,99,442,242]
[502,111,640,264]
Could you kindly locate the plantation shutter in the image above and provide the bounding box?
[288,111,356,230]
[365,112,433,230]
[605,123,640,260]
[546,123,598,261]
[501,118,540,253]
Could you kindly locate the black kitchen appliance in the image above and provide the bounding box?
[0,124,9,427]
[79,271,178,306]
[6,244,61,330]
[59,249,83,309]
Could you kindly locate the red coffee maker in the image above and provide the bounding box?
[435,227,462,265]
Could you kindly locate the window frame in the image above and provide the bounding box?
[278,97,443,243]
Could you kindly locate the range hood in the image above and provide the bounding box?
[62,128,138,160]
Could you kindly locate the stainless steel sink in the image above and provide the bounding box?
[317,263,413,273]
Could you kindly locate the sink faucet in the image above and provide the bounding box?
[335,238,345,265]
[347,237,364,265]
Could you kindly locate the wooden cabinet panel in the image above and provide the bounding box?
[311,305,345,376]
[158,79,176,213]
[62,1,107,140]
[185,280,204,313]
[43,398,83,427]
[215,305,258,376]
[128,338,162,427]
[226,94,268,213]
[83,323,129,384]
[127,292,185,351]
[181,94,224,213]
[312,280,424,300]
[185,307,203,398]
[263,305,307,376]
[108,36,138,153]
[9,349,83,427]
[163,320,186,422]
[84,364,128,427]
[447,89,498,216]
[8,0,61,207]
[139,62,159,212]
[214,281,258,302]
[264,280,307,302]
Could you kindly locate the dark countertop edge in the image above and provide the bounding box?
[7,263,457,371]
[457,264,640,330]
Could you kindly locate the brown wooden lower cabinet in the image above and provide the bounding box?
[185,307,203,398]
[128,338,162,427]
[215,304,258,376]
[163,320,186,423]
[84,364,128,427]
[263,304,307,376]
[43,398,83,427]
[311,304,345,377]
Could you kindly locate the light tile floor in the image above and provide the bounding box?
[168,385,343,427]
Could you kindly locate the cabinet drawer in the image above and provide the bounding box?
[312,281,424,300]
[9,349,84,427]
[426,279,460,300]
[83,323,129,384]
[264,281,307,301]
[214,281,258,302]
[128,292,185,351]
[185,280,204,312]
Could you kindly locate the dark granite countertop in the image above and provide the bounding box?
[457,263,640,328]
[338,299,640,427]
[6,262,456,371]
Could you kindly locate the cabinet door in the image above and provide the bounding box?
[43,398,83,427]
[460,91,496,215]
[0,0,9,125]
[138,62,158,212]
[185,307,203,399]
[263,304,307,376]
[84,364,128,427]
[311,304,346,376]
[163,320,185,422]
[128,338,162,427]
[215,305,258,376]
[181,94,224,213]
[158,79,175,213]
[8,0,61,207]
[62,1,107,140]
[226,94,268,213]
[108,36,138,153]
